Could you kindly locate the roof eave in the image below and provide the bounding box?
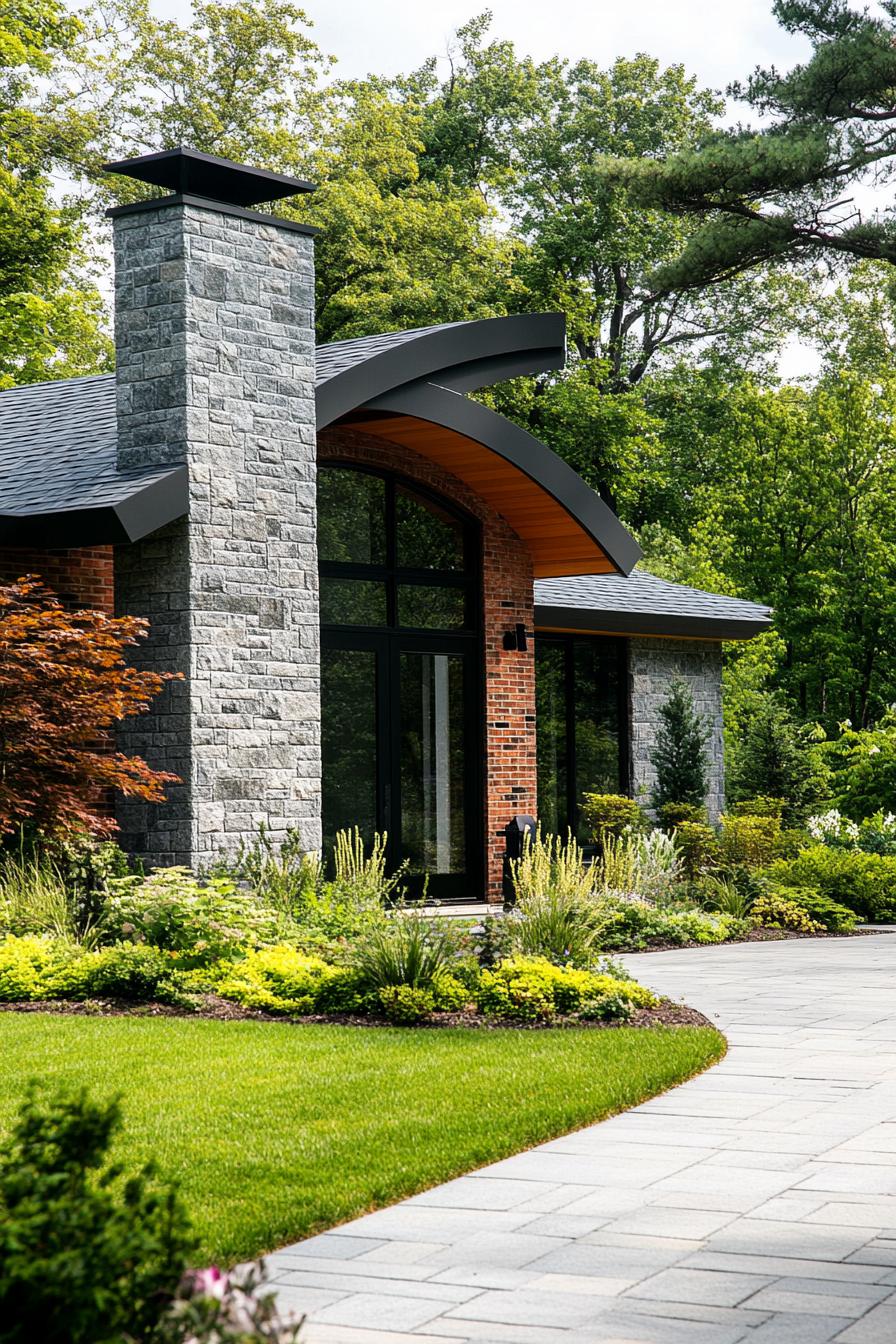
[534,603,773,641]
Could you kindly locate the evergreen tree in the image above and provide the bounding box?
[650,680,710,810]
[729,692,824,824]
[598,0,896,287]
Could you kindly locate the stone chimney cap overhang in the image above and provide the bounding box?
[103,146,316,209]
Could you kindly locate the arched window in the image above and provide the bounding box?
[317,464,477,632]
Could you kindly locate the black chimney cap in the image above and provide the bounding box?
[103,146,315,208]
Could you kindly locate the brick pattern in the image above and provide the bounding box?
[629,636,725,821]
[320,429,536,902]
[111,200,320,868]
[0,547,114,611]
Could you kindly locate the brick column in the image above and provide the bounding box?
[111,199,320,867]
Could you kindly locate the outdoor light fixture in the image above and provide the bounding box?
[503,623,529,652]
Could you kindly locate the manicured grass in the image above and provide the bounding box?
[0,1015,724,1264]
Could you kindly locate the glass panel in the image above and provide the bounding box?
[573,639,622,838]
[320,577,386,626]
[398,584,467,631]
[396,485,465,570]
[318,467,386,565]
[536,641,568,836]
[399,652,466,875]
[321,647,378,858]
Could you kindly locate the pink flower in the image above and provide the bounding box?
[189,1265,229,1300]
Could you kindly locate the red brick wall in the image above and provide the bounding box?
[0,547,114,612]
[320,428,537,903]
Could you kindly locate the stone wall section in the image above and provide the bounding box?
[320,428,536,903]
[112,200,320,867]
[629,636,725,821]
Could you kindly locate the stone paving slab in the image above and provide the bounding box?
[265,933,896,1342]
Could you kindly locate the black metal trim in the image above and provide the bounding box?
[365,382,642,577]
[535,603,771,641]
[316,314,566,430]
[103,146,316,206]
[0,466,189,548]
[106,193,320,236]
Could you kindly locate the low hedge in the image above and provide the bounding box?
[475,956,658,1022]
[594,899,747,952]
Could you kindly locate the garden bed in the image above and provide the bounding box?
[0,994,712,1029]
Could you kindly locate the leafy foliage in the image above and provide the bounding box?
[751,891,824,934]
[580,793,646,843]
[0,1084,193,1344]
[768,845,896,921]
[729,694,825,823]
[0,579,177,840]
[476,955,656,1022]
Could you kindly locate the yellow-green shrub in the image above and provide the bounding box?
[751,892,825,934]
[213,947,347,1014]
[581,794,645,843]
[720,813,782,867]
[476,955,657,1022]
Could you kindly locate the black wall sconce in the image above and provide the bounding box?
[502,623,529,652]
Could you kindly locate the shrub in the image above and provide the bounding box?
[719,812,783,868]
[476,955,657,1021]
[377,985,435,1024]
[213,947,349,1015]
[658,802,707,830]
[858,812,896,856]
[0,1085,193,1344]
[511,829,596,905]
[673,821,719,879]
[593,899,746,952]
[731,796,785,819]
[650,680,710,811]
[580,793,645,843]
[767,845,896,921]
[0,936,186,1004]
[103,868,281,966]
[751,892,825,934]
[0,577,178,840]
[767,884,856,933]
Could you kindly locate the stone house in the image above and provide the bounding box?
[0,148,771,903]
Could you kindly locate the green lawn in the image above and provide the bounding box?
[0,1015,724,1264]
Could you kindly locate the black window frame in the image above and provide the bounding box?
[535,632,631,839]
[318,461,479,634]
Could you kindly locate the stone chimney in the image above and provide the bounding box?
[106,148,321,868]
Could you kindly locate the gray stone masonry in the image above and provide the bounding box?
[629,636,725,821]
[113,200,320,867]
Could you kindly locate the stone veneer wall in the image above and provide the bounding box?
[320,428,536,903]
[629,636,725,821]
[111,200,320,868]
[0,547,114,611]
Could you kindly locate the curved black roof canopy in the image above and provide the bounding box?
[0,314,641,575]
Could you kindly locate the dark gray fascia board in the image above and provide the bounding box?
[106,193,320,237]
[316,313,566,429]
[113,465,190,541]
[535,602,772,641]
[364,381,642,576]
[104,146,316,206]
[0,467,189,549]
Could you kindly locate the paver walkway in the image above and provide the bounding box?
[266,933,896,1344]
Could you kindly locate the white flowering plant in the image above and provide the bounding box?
[806,809,859,848]
[159,1260,303,1344]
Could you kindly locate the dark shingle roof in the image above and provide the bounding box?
[534,571,772,641]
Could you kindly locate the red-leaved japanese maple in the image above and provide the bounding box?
[0,577,179,838]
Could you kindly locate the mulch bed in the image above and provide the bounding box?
[0,994,713,1031]
[636,927,874,953]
